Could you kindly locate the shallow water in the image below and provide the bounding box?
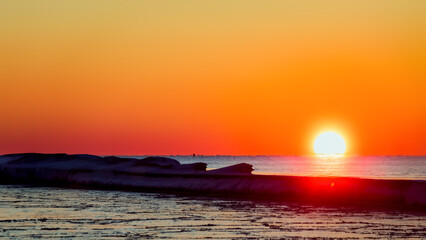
[1,185,425,239]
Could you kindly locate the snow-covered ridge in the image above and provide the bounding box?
[0,153,253,175]
[0,153,425,209]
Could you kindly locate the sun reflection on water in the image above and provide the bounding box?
[312,154,347,177]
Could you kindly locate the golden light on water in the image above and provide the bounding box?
[314,132,346,155]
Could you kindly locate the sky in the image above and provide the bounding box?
[0,1,425,155]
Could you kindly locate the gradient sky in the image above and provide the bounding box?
[0,1,425,155]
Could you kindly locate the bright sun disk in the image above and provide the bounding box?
[314,131,346,155]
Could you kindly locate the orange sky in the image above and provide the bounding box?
[0,1,425,155]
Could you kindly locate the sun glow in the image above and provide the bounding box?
[314,132,346,155]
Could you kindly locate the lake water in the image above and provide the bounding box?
[129,155,426,180]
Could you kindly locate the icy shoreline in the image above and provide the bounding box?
[0,153,425,209]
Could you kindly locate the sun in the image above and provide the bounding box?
[314,131,346,155]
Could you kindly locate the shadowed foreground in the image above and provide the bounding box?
[0,153,425,210]
[1,185,425,239]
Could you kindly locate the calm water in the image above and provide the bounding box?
[129,155,426,180]
[0,185,425,239]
